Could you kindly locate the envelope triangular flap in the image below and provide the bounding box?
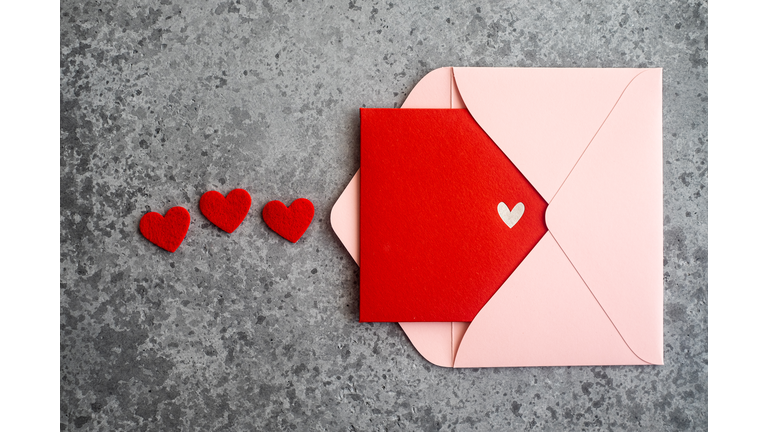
[330,171,361,264]
[454,233,644,367]
[546,70,663,365]
[452,67,643,203]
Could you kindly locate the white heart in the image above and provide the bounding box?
[497,202,525,229]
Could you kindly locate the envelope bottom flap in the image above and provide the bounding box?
[545,69,663,365]
[454,233,646,367]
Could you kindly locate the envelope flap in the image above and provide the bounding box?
[454,233,645,367]
[453,67,643,202]
[546,70,663,364]
[330,171,360,264]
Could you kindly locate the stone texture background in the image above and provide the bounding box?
[60,0,707,430]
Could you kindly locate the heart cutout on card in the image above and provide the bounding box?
[199,188,252,233]
[497,202,524,229]
[139,206,191,252]
[262,198,315,243]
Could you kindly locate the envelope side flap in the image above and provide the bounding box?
[546,69,663,365]
[452,67,643,202]
[330,171,360,264]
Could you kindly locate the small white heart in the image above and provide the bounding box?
[498,202,525,229]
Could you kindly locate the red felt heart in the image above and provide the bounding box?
[139,206,191,252]
[199,188,252,233]
[262,198,314,243]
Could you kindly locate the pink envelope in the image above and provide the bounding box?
[331,67,663,367]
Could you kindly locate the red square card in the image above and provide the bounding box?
[360,109,548,322]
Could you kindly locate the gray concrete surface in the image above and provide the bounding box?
[60,1,707,430]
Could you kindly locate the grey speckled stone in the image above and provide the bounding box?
[61,1,707,430]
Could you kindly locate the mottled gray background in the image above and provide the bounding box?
[60,0,707,430]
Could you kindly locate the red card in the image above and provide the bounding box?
[360,109,548,322]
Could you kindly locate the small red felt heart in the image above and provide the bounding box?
[139,206,191,252]
[262,198,314,243]
[199,188,252,233]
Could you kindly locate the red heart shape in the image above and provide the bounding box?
[139,207,191,252]
[262,198,314,243]
[199,188,252,233]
